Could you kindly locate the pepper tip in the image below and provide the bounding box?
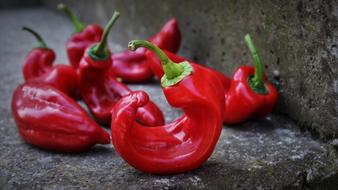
[128,41,137,51]
[244,33,251,41]
[114,11,120,17]
[98,130,111,144]
[57,3,66,10]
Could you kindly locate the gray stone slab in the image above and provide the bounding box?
[0,7,337,190]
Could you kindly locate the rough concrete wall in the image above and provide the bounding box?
[0,0,42,9]
[43,0,338,139]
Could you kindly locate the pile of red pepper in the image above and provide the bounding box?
[11,4,278,174]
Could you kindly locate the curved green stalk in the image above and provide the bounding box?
[128,40,185,80]
[245,34,268,94]
[22,26,48,49]
[58,3,85,33]
[88,11,120,60]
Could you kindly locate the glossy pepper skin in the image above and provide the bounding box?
[11,82,110,153]
[146,49,231,91]
[58,4,103,69]
[111,18,181,83]
[79,12,164,126]
[22,27,79,99]
[223,34,278,124]
[111,40,224,174]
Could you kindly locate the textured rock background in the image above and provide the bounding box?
[41,0,338,140]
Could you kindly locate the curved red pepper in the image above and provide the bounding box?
[58,4,103,69]
[11,82,110,153]
[79,12,164,126]
[111,40,224,174]
[22,27,79,99]
[111,18,181,83]
[79,50,164,126]
[223,34,278,124]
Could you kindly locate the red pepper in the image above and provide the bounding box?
[11,82,110,153]
[146,49,231,91]
[22,27,79,99]
[111,40,224,174]
[79,12,164,126]
[58,4,103,69]
[223,34,278,124]
[111,18,181,83]
[110,49,153,83]
[147,18,181,53]
[22,27,54,80]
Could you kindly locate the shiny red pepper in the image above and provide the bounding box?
[79,12,164,126]
[223,34,278,124]
[22,27,79,99]
[111,18,181,83]
[111,40,224,174]
[11,82,110,153]
[58,4,103,69]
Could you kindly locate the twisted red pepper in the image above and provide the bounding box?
[79,12,164,126]
[22,27,79,99]
[58,4,103,69]
[111,40,224,174]
[11,82,110,153]
[111,18,181,83]
[223,34,278,124]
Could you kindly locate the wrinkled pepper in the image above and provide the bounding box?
[22,27,79,99]
[11,82,110,153]
[58,4,103,69]
[223,34,278,124]
[111,18,181,83]
[111,40,224,174]
[79,12,164,126]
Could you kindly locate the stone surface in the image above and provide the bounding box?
[0,7,337,190]
[0,0,41,9]
[43,0,338,140]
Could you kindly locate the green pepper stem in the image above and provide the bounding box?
[128,40,184,79]
[245,34,264,88]
[57,3,85,33]
[92,11,120,57]
[22,26,48,48]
